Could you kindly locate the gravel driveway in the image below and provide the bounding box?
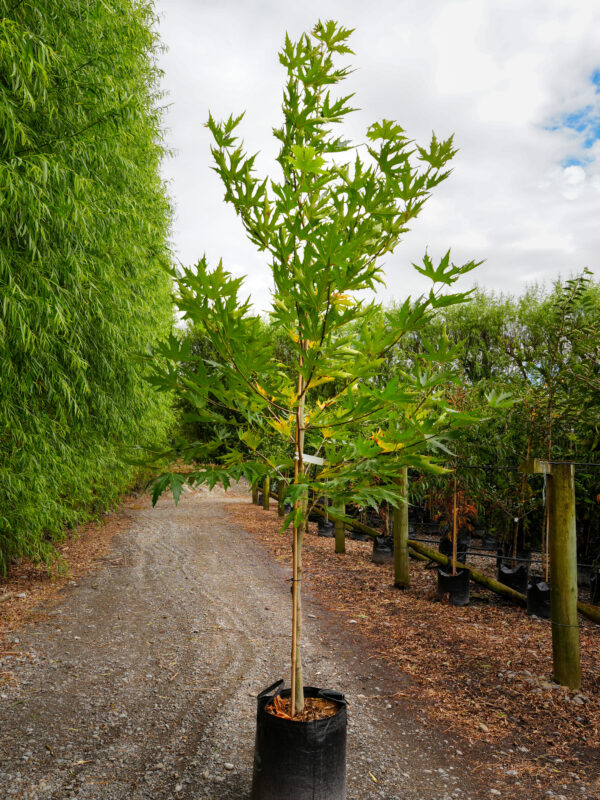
[0,483,495,799]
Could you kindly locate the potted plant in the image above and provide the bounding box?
[148,20,488,799]
[435,475,473,605]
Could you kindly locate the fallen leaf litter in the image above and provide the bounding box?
[228,500,600,791]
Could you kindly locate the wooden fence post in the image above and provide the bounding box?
[548,463,580,689]
[393,468,410,589]
[520,460,580,690]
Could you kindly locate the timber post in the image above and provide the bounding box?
[393,468,410,589]
[334,503,346,554]
[262,476,270,510]
[520,459,580,689]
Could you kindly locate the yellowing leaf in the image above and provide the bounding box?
[331,292,353,309]
[269,417,292,437]
[372,429,403,452]
[310,375,334,388]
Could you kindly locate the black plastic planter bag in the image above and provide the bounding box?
[481,532,497,549]
[437,566,470,606]
[457,529,471,564]
[497,547,531,570]
[527,578,551,619]
[372,535,393,564]
[317,519,335,537]
[251,680,347,800]
[577,563,592,587]
[497,564,529,594]
[349,529,371,541]
[366,510,383,530]
[590,570,600,605]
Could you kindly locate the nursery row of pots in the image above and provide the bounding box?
[302,494,599,615]
[435,565,552,613]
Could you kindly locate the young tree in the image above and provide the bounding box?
[149,20,485,715]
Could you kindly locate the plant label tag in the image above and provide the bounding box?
[302,453,325,466]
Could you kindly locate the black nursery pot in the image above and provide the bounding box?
[371,535,393,564]
[317,519,335,538]
[437,566,470,606]
[457,530,471,564]
[366,510,383,530]
[481,532,497,549]
[577,564,592,588]
[497,564,529,594]
[590,570,600,605]
[349,529,371,541]
[527,578,551,619]
[251,680,347,800]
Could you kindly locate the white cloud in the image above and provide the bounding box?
[155,0,600,310]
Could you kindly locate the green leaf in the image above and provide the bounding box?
[286,145,326,174]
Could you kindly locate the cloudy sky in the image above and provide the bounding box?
[155,0,600,312]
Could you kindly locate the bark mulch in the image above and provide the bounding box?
[228,500,600,795]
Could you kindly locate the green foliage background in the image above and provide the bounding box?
[177,274,600,557]
[395,274,600,555]
[0,0,174,572]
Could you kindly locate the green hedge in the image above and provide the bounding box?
[0,1,174,572]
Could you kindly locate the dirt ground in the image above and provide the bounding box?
[0,482,597,799]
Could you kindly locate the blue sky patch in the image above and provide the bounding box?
[548,69,600,156]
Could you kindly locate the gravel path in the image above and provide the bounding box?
[1,483,495,799]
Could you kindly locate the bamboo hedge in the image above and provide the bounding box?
[0,1,174,572]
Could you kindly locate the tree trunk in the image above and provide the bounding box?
[251,482,259,504]
[291,368,305,716]
[262,476,270,510]
[393,468,410,588]
[277,479,285,517]
[452,475,458,576]
[293,523,304,712]
[334,503,345,554]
